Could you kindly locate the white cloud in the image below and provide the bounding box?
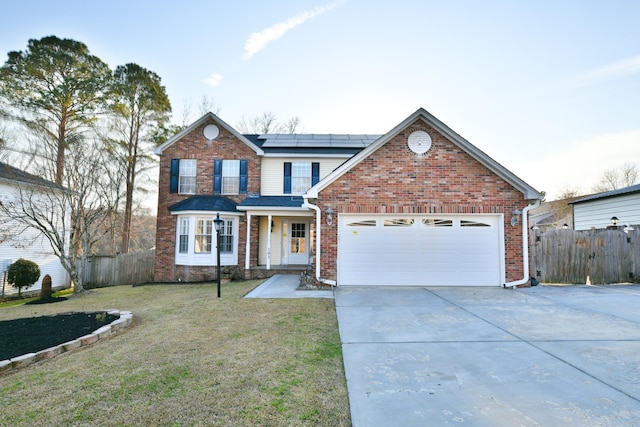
[243,1,342,60]
[573,54,640,85]
[203,73,223,87]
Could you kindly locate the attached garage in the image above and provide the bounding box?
[338,214,504,286]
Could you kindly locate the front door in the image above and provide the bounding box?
[288,222,309,264]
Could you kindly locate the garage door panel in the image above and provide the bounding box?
[338,214,502,286]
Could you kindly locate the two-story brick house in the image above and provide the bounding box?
[154,108,541,287]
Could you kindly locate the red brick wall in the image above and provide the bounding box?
[315,119,528,284]
[154,119,261,282]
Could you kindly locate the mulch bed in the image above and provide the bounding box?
[0,311,119,360]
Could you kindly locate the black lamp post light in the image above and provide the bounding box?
[213,212,223,298]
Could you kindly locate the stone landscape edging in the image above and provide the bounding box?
[0,309,133,375]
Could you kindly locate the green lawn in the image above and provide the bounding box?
[0,281,351,426]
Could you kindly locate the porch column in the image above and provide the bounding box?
[266,214,272,270]
[245,213,251,270]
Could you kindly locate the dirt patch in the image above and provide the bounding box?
[0,312,119,360]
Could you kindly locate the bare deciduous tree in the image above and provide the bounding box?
[592,163,639,192]
[236,112,302,134]
[0,139,120,292]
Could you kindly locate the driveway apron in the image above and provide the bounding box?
[335,285,640,426]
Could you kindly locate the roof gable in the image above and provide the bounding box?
[154,112,264,156]
[305,108,541,200]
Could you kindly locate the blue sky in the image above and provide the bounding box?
[2,0,640,200]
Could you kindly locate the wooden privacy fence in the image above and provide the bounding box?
[530,228,640,285]
[82,249,155,288]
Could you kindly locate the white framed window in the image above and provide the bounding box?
[174,215,239,266]
[222,160,240,195]
[195,218,212,253]
[292,162,312,194]
[179,159,196,194]
[178,218,190,253]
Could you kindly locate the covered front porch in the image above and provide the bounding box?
[238,196,316,275]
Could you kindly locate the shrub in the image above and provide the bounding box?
[7,258,41,297]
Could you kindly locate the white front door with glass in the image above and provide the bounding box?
[288,222,309,265]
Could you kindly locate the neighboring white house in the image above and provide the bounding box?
[0,162,70,296]
[570,183,640,230]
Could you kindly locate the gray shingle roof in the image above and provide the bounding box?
[259,134,380,148]
[168,195,238,212]
[254,134,380,156]
[570,184,640,205]
[0,162,67,191]
[238,195,305,209]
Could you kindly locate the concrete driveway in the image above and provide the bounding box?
[335,285,640,426]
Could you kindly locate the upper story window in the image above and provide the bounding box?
[292,163,311,194]
[284,162,320,194]
[179,160,197,194]
[169,159,197,194]
[214,159,248,195]
[222,160,240,194]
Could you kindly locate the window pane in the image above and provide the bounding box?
[195,218,212,253]
[178,218,189,253]
[291,162,311,193]
[222,160,240,194]
[179,159,197,194]
[461,220,491,227]
[347,220,377,227]
[220,219,233,253]
[422,218,453,227]
[222,177,239,194]
[384,219,414,227]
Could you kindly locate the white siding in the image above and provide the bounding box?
[573,193,640,230]
[261,157,347,196]
[0,182,70,295]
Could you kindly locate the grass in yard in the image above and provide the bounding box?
[0,281,351,426]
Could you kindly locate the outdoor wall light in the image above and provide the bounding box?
[563,224,569,229]
[510,209,521,226]
[326,207,334,225]
[611,216,619,226]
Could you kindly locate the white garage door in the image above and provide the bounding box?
[338,214,503,286]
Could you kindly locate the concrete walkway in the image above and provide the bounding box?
[244,274,333,299]
[335,285,640,426]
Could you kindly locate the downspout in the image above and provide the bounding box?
[504,199,541,288]
[302,196,337,286]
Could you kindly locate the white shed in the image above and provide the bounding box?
[570,184,640,230]
[0,163,70,296]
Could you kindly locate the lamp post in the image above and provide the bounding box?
[213,213,223,298]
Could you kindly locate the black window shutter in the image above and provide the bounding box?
[213,159,222,194]
[239,159,248,194]
[170,159,180,193]
[311,162,320,186]
[283,162,292,194]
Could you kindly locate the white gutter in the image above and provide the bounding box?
[302,196,337,287]
[504,199,541,288]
